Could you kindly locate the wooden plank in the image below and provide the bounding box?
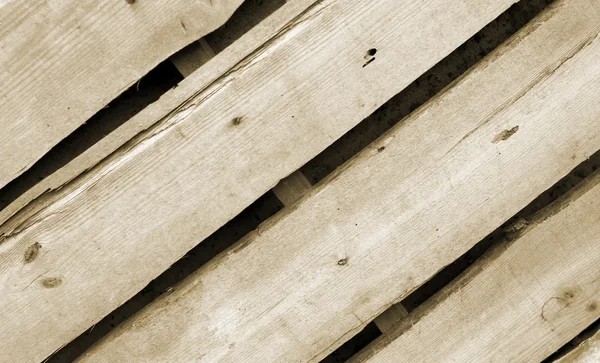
[558,331,600,363]
[78,1,600,361]
[0,0,319,227]
[0,0,244,190]
[0,0,517,361]
[169,22,318,211]
[352,172,600,363]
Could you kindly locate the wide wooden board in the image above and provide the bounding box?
[79,1,600,361]
[351,173,600,362]
[0,0,243,190]
[0,0,517,361]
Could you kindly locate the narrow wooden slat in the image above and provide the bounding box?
[0,0,318,226]
[0,0,244,190]
[558,331,600,363]
[373,304,409,333]
[0,0,517,361]
[352,172,600,363]
[272,171,313,206]
[171,38,217,77]
[79,1,600,361]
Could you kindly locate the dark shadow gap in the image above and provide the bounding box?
[0,61,183,211]
[321,323,382,363]
[48,191,284,362]
[402,150,600,311]
[302,0,554,184]
[544,318,600,362]
[321,0,557,360]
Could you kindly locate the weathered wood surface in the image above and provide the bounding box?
[558,331,600,363]
[0,0,517,361]
[352,172,600,362]
[0,0,317,227]
[0,0,244,191]
[79,1,600,361]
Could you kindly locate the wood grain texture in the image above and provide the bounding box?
[0,0,244,190]
[558,331,600,363]
[79,1,600,361]
[0,0,517,361]
[0,0,318,226]
[352,171,600,363]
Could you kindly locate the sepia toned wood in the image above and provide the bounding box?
[351,172,600,363]
[0,0,244,190]
[170,36,315,209]
[272,171,313,206]
[373,304,409,333]
[558,330,600,363]
[0,0,319,226]
[0,0,518,361]
[79,1,600,361]
[171,38,217,77]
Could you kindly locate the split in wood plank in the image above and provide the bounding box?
[0,0,244,190]
[351,172,600,362]
[1,0,518,361]
[0,0,321,227]
[79,1,600,361]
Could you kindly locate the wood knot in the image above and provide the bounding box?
[337,258,348,266]
[587,302,598,312]
[41,277,63,289]
[492,126,519,144]
[232,116,245,126]
[24,242,42,263]
[125,0,135,4]
[377,146,385,153]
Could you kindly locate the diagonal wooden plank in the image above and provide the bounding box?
[0,0,518,361]
[78,1,600,361]
[351,171,600,363]
[558,330,600,363]
[0,0,245,190]
[0,0,319,227]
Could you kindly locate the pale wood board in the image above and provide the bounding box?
[351,174,600,363]
[0,0,244,190]
[0,0,518,361]
[558,331,600,363]
[0,0,319,227]
[79,1,600,361]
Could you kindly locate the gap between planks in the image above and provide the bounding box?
[77,0,600,361]
[170,36,407,332]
